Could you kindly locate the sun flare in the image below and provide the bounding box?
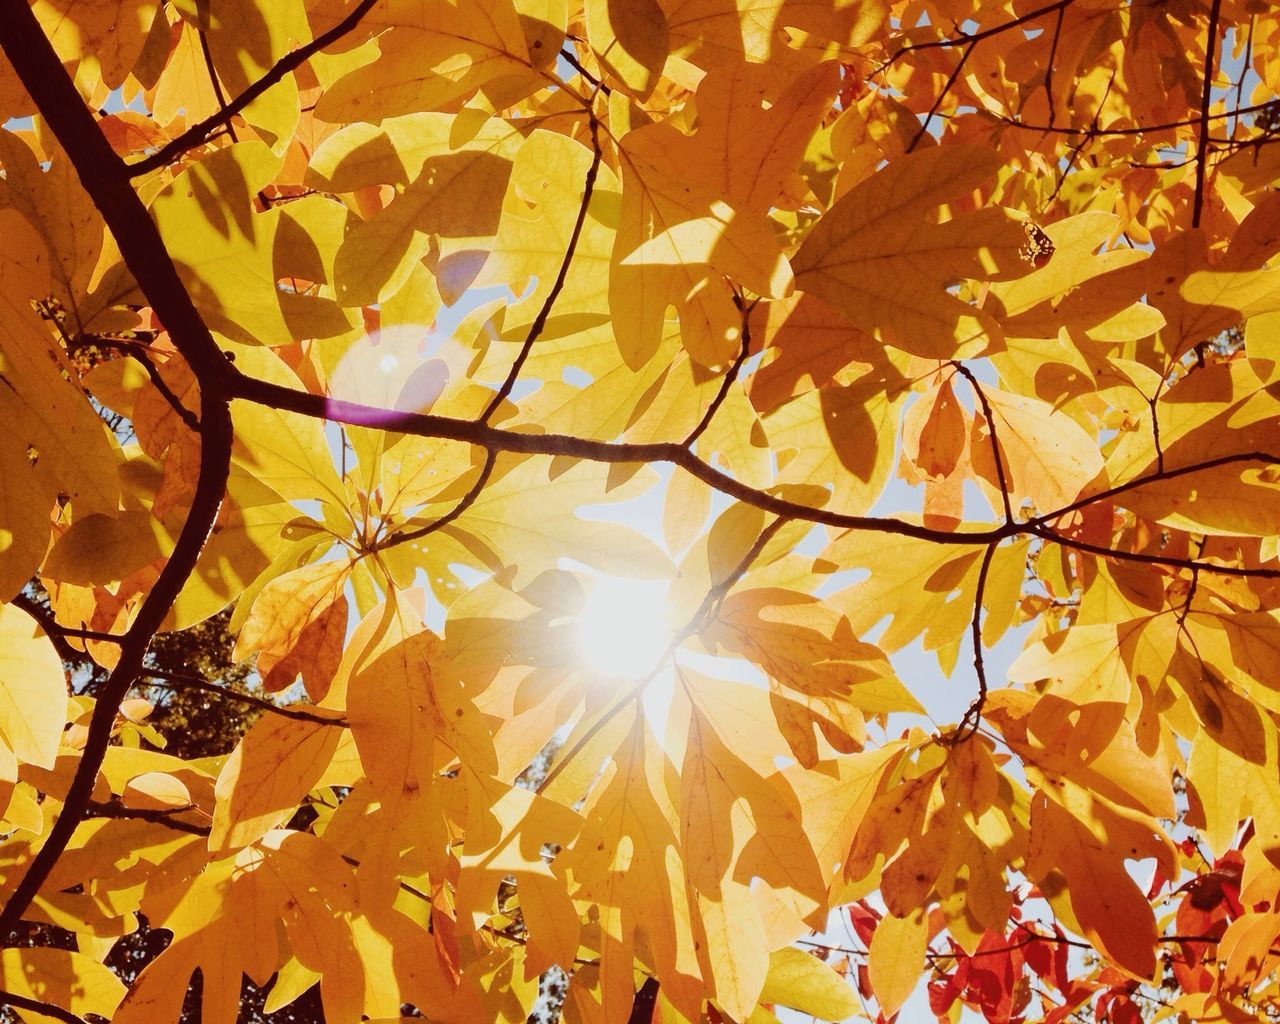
[576,577,672,680]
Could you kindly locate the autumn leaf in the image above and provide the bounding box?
[2,2,1280,1022]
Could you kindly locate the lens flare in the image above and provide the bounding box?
[576,577,671,680]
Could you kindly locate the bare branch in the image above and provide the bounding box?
[950,362,1014,523]
[907,42,974,153]
[85,797,210,836]
[141,666,347,726]
[682,293,754,448]
[0,2,235,935]
[954,542,998,743]
[0,990,89,1024]
[127,0,381,177]
[1192,0,1224,227]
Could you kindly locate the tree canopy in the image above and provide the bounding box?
[1,0,1280,1021]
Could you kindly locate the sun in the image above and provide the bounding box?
[575,576,672,680]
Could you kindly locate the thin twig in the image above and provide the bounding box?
[682,293,754,448]
[381,109,603,552]
[1044,6,1065,127]
[1032,524,1280,579]
[950,362,1014,523]
[0,990,89,1024]
[954,541,998,743]
[197,29,238,143]
[127,0,381,176]
[559,47,609,94]
[908,42,974,152]
[141,666,347,726]
[86,797,209,836]
[95,338,201,431]
[482,110,602,424]
[881,0,1074,69]
[1192,0,1224,228]
[992,100,1275,138]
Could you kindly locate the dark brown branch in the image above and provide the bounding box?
[9,593,123,665]
[954,542,998,743]
[0,990,89,1024]
[881,0,1074,68]
[992,100,1276,138]
[228,369,1280,580]
[382,448,498,549]
[141,666,347,726]
[197,29,238,143]
[1192,0,1223,227]
[92,339,201,431]
[0,3,236,934]
[1043,6,1065,128]
[86,797,209,836]
[1033,524,1280,579]
[229,369,1004,543]
[559,47,610,94]
[382,110,603,552]
[127,0,380,176]
[907,42,974,152]
[950,362,1014,523]
[1029,450,1280,526]
[483,111,602,423]
[1046,72,1114,208]
[683,294,754,448]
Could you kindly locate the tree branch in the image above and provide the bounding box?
[381,109,603,552]
[226,368,1280,580]
[950,362,1014,523]
[907,42,974,152]
[881,0,1074,68]
[0,990,89,1024]
[954,542,998,743]
[85,797,209,836]
[481,109,602,424]
[0,2,235,935]
[627,977,659,1024]
[682,293,754,448]
[127,0,381,176]
[140,666,347,726]
[1033,523,1280,579]
[1192,0,1223,228]
[993,100,1277,138]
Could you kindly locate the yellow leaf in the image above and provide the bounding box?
[758,946,859,1022]
[210,711,343,852]
[332,119,519,305]
[585,0,669,99]
[0,603,67,770]
[445,454,673,585]
[151,143,353,346]
[868,907,927,1017]
[124,771,193,811]
[971,384,1105,514]
[0,947,127,1020]
[234,559,351,697]
[793,145,1031,359]
[315,0,539,120]
[43,510,168,586]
